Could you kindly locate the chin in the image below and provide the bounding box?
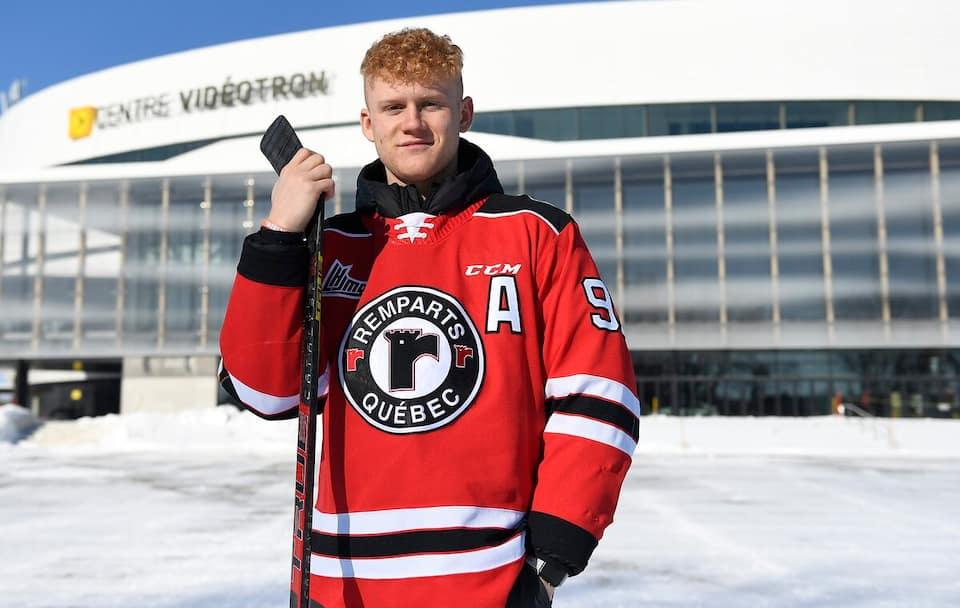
[393,161,443,184]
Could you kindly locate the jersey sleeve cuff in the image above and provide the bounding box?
[237,228,309,287]
[526,511,599,577]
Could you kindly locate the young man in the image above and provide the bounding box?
[219,28,639,608]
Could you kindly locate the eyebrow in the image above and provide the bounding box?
[377,93,449,108]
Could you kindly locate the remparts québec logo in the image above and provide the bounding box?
[339,286,484,434]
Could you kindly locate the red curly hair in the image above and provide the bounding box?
[361,28,464,89]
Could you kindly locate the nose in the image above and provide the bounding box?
[399,104,424,132]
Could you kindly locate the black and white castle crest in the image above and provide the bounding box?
[322,260,366,299]
[338,286,485,434]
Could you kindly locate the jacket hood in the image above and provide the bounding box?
[355,138,503,218]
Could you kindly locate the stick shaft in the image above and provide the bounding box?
[291,201,324,608]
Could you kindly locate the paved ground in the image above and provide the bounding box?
[2,446,958,607]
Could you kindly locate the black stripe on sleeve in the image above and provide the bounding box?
[218,360,299,421]
[310,527,519,559]
[236,228,310,287]
[547,395,639,442]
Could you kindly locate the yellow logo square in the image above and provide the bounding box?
[69,106,97,140]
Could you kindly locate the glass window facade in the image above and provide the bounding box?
[784,101,850,129]
[83,182,122,346]
[670,155,720,322]
[941,141,960,318]
[466,100,956,142]
[716,102,780,132]
[774,149,825,321]
[722,152,773,322]
[572,158,617,285]
[122,179,162,348]
[828,146,881,320]
[164,177,206,348]
[648,104,712,137]
[924,102,960,122]
[855,101,918,125]
[5,137,960,417]
[41,184,81,350]
[206,175,251,343]
[622,157,668,323]
[514,108,577,141]
[0,184,36,346]
[883,143,939,319]
[578,106,647,140]
[9,140,960,349]
[6,139,960,357]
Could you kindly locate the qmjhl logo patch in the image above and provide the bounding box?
[321,259,366,299]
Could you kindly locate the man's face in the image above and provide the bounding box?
[361,75,473,187]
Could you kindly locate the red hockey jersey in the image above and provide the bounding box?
[219,141,639,607]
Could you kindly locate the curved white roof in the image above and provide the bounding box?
[1,0,958,174]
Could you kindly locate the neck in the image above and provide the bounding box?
[386,153,459,199]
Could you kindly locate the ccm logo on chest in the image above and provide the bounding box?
[464,263,522,276]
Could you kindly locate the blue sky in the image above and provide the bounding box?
[0,0,606,98]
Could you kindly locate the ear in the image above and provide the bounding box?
[360,107,375,143]
[459,96,474,133]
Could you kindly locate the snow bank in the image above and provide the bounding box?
[0,404,42,443]
[24,405,297,454]
[14,407,960,457]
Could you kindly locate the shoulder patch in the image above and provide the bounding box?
[323,212,370,237]
[476,194,571,234]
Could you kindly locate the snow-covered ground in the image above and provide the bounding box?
[1,405,958,607]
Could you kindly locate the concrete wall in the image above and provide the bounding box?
[121,356,219,413]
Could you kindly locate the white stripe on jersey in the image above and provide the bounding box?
[473,210,561,235]
[310,531,526,579]
[312,505,525,536]
[545,374,641,418]
[545,412,637,456]
[223,363,329,415]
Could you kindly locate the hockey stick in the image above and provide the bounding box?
[260,115,324,608]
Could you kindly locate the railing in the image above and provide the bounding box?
[838,402,900,449]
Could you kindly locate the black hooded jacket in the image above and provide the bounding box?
[354,137,503,217]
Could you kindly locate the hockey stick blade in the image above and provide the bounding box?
[261,115,303,175]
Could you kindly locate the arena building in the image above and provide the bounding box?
[2,0,960,418]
